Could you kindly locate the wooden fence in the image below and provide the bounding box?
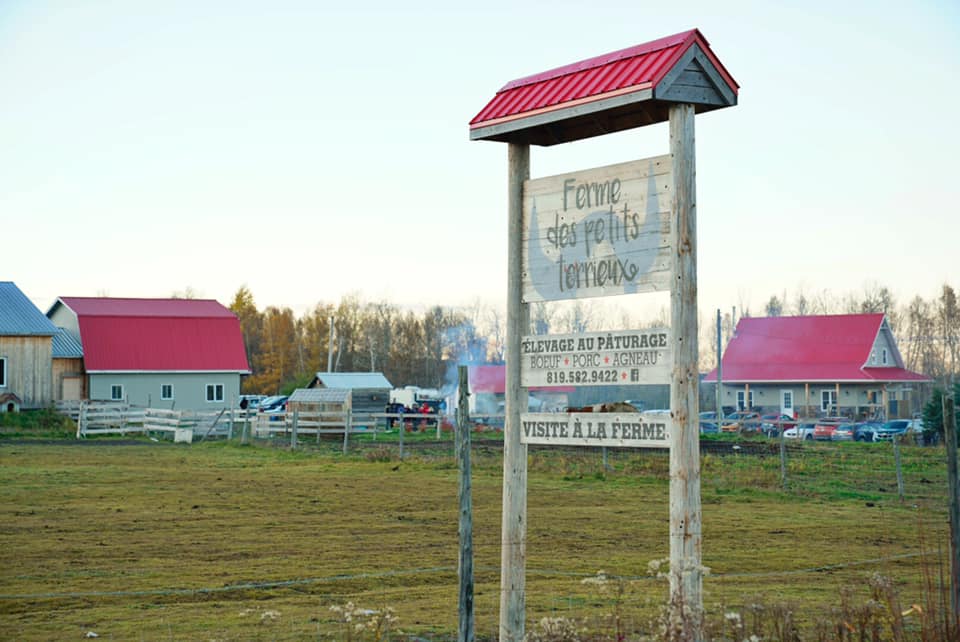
[58,401,239,441]
[55,401,503,448]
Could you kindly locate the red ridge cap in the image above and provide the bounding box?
[501,29,699,91]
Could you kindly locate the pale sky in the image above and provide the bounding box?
[2,0,957,320]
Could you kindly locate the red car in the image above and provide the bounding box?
[812,417,849,441]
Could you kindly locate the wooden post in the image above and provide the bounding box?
[893,434,904,501]
[291,407,299,450]
[668,102,703,635]
[804,383,810,419]
[399,410,405,460]
[943,393,959,630]
[500,141,529,642]
[457,366,475,642]
[343,409,351,455]
[835,382,841,415]
[779,420,788,490]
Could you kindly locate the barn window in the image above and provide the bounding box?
[161,384,174,400]
[111,384,124,401]
[0,357,6,387]
[206,383,224,402]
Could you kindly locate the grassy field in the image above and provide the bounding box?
[0,427,953,640]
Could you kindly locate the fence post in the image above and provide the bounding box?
[77,401,85,438]
[228,403,234,440]
[457,365,474,642]
[399,412,405,460]
[241,408,249,445]
[291,407,299,450]
[779,421,788,490]
[943,393,959,633]
[893,434,904,501]
[343,409,351,455]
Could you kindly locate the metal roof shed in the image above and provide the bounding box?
[309,372,392,417]
[470,29,738,146]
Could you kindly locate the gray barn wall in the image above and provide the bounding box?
[88,373,241,410]
[48,305,80,341]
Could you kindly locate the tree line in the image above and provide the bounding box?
[230,287,497,395]
[229,281,958,396]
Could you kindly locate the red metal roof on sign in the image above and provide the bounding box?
[470,29,738,129]
[59,297,249,372]
[703,314,929,383]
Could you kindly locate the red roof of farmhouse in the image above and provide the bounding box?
[703,314,929,384]
[470,29,738,143]
[55,297,250,373]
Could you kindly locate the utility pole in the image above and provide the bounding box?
[327,315,335,372]
[716,309,723,419]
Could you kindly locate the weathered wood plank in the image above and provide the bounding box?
[520,412,671,448]
[501,142,529,642]
[520,328,672,387]
[668,103,703,634]
[521,156,673,303]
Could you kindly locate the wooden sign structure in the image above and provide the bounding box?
[521,328,671,388]
[521,157,673,303]
[521,411,670,448]
[470,28,739,641]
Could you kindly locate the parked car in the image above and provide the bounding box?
[852,422,885,442]
[812,417,849,441]
[867,419,913,442]
[723,411,762,433]
[831,423,856,441]
[699,421,719,434]
[238,394,266,410]
[259,395,289,413]
[759,414,796,437]
[784,422,816,441]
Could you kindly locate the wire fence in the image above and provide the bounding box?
[4,415,954,640]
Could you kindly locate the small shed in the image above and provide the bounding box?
[287,387,351,416]
[0,392,22,413]
[308,372,392,417]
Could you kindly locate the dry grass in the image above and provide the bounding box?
[0,438,951,640]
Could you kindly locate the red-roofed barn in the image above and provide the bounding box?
[47,297,250,410]
[704,314,930,419]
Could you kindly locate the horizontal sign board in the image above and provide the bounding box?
[521,328,672,388]
[520,412,672,448]
[522,156,673,303]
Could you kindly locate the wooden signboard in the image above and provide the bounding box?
[521,328,671,387]
[522,156,673,303]
[520,411,672,448]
